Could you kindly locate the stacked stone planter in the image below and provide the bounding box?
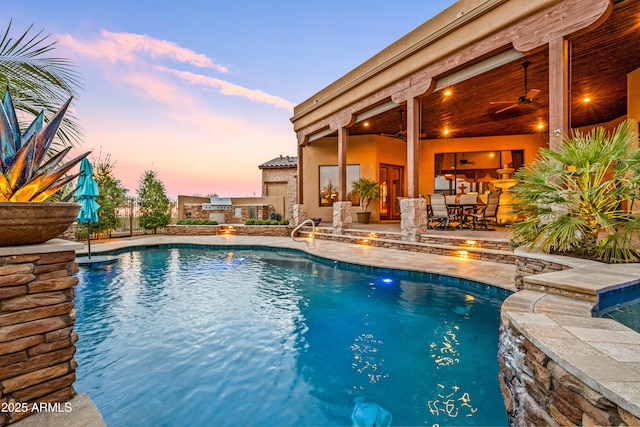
[0,240,82,425]
[499,320,640,426]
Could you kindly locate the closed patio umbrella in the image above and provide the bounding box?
[75,159,100,259]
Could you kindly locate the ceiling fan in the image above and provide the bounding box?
[490,61,541,114]
[459,154,475,165]
[380,109,407,140]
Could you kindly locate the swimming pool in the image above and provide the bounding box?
[74,246,509,426]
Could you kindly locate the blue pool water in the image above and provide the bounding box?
[74,247,509,426]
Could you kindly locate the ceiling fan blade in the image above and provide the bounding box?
[490,100,515,105]
[495,103,519,114]
[380,133,405,140]
[526,89,540,99]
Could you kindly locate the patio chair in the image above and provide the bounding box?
[428,193,451,229]
[454,193,479,224]
[467,192,500,230]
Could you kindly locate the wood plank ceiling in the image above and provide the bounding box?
[346,0,640,142]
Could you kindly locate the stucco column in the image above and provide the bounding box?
[406,97,421,198]
[392,81,433,199]
[329,114,354,202]
[292,203,307,226]
[296,143,304,204]
[332,201,352,235]
[400,197,427,242]
[548,37,570,152]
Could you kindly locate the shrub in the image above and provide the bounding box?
[176,219,218,225]
[510,119,640,262]
[244,219,290,225]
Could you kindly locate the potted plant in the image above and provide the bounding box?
[0,87,90,246]
[351,177,381,224]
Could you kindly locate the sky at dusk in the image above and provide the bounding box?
[5,1,456,198]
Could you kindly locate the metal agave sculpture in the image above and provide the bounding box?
[0,87,89,202]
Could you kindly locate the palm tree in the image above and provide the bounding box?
[510,119,640,262]
[0,20,82,147]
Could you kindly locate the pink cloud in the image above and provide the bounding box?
[59,30,228,72]
[157,67,295,112]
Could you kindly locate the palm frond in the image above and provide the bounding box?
[0,20,83,147]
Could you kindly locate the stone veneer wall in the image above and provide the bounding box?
[514,255,570,290]
[0,244,80,425]
[499,322,640,426]
[166,225,292,237]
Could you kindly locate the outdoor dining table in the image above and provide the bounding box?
[446,202,483,229]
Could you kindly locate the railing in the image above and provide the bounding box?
[291,218,316,248]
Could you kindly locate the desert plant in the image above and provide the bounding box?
[351,177,380,212]
[510,119,640,262]
[0,87,89,202]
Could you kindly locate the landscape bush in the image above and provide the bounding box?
[176,219,218,225]
[244,219,290,225]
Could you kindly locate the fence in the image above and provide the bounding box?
[76,196,178,240]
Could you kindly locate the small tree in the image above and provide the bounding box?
[351,177,380,212]
[510,119,640,262]
[137,170,171,234]
[93,154,128,233]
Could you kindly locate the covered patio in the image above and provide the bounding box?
[290,0,640,240]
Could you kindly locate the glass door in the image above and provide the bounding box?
[379,164,404,220]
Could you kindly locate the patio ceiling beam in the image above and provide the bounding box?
[354,101,397,124]
[433,49,524,92]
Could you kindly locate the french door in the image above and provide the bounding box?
[379,164,404,220]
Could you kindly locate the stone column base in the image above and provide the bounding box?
[400,198,427,242]
[332,202,352,235]
[292,204,308,226]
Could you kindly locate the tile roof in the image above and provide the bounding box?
[258,155,298,169]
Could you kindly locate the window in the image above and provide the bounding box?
[319,165,360,206]
[434,150,524,194]
[248,206,258,219]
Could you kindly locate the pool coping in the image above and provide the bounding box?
[502,250,640,419]
[11,394,105,427]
